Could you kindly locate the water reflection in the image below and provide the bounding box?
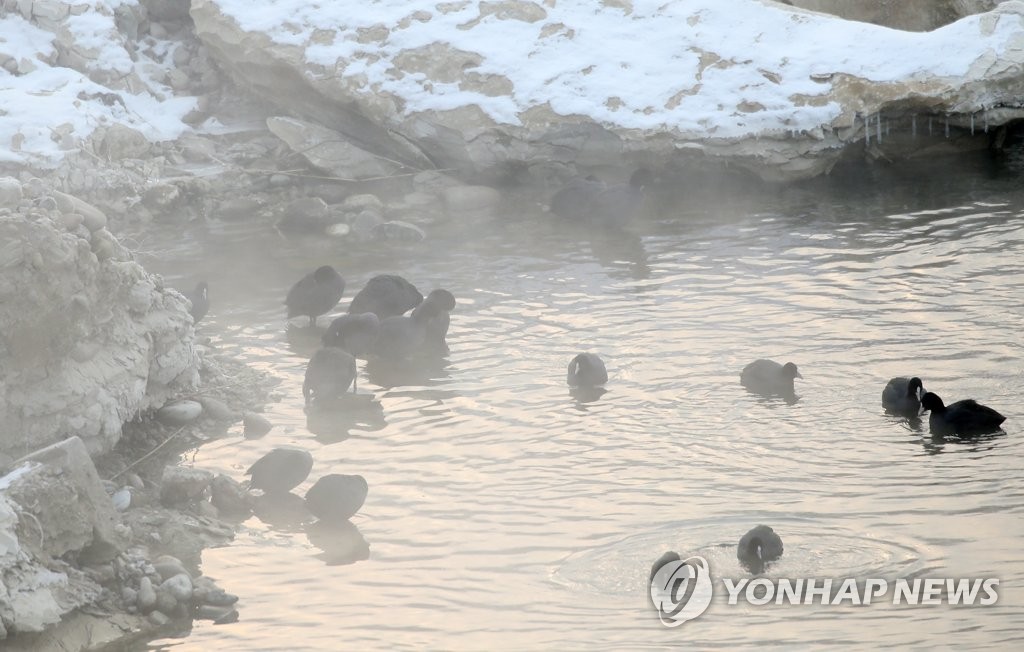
[569,386,608,405]
[251,493,309,530]
[305,520,370,566]
[364,355,451,389]
[305,395,387,444]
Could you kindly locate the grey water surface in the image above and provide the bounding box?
[136,160,1024,650]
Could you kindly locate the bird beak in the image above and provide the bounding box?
[796,371,803,379]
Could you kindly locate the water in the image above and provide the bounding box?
[133,159,1024,650]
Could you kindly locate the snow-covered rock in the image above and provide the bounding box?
[0,211,200,459]
[191,0,1024,182]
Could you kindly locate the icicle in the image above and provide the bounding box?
[912,115,917,138]
[945,117,950,138]
[864,114,871,145]
[929,117,933,136]
[970,114,975,135]
[876,113,882,143]
[984,114,989,133]
[885,120,890,137]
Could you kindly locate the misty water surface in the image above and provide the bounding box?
[132,156,1024,650]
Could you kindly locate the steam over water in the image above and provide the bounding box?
[136,160,1024,650]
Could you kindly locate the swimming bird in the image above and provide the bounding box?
[303,347,357,405]
[737,525,783,575]
[372,299,444,360]
[567,353,608,387]
[286,265,346,327]
[304,474,368,522]
[920,392,1006,436]
[246,448,314,495]
[740,359,801,396]
[414,289,456,354]
[322,313,381,356]
[550,168,654,226]
[348,274,423,320]
[649,550,682,589]
[185,281,208,324]
[882,376,925,417]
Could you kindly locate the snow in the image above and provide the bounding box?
[212,0,1024,135]
[0,3,195,168]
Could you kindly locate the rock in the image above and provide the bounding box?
[142,182,182,212]
[191,0,1024,182]
[326,222,350,237]
[155,589,177,615]
[51,190,107,231]
[197,396,239,422]
[156,400,203,426]
[787,0,999,31]
[121,586,138,606]
[148,610,172,626]
[126,473,145,490]
[194,604,238,622]
[210,474,251,515]
[99,124,151,160]
[153,555,190,581]
[350,209,384,241]
[277,196,330,233]
[137,577,157,612]
[341,194,384,212]
[442,185,502,213]
[372,220,426,242]
[266,116,410,179]
[160,573,194,602]
[2,437,127,564]
[160,466,215,506]
[111,487,132,511]
[178,134,217,162]
[215,196,264,221]
[0,177,23,208]
[242,412,273,438]
[199,588,239,607]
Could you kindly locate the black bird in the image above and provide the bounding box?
[737,525,784,575]
[567,353,608,387]
[303,347,357,405]
[304,474,368,522]
[246,448,314,495]
[414,289,456,354]
[322,313,380,356]
[882,376,925,417]
[348,274,423,320]
[920,392,1006,436]
[185,281,208,324]
[550,168,654,226]
[740,359,801,396]
[286,265,346,327]
[648,550,682,590]
[372,300,444,360]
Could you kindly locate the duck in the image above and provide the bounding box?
[322,312,380,357]
[882,376,925,417]
[648,550,682,589]
[566,353,608,387]
[304,474,368,522]
[285,265,346,327]
[550,168,654,226]
[246,448,313,495]
[737,525,783,575]
[347,274,423,320]
[414,289,456,355]
[920,392,1006,436]
[372,299,444,360]
[740,359,801,396]
[185,281,208,324]
[303,347,357,405]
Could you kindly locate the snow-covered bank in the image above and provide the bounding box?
[192,0,1024,181]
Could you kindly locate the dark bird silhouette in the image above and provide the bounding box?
[348,274,422,320]
[737,525,783,575]
[286,265,346,327]
[304,474,368,522]
[303,347,357,405]
[567,353,608,387]
[882,376,925,417]
[740,359,801,396]
[185,281,208,324]
[414,289,456,355]
[648,550,682,590]
[920,392,1006,436]
[322,313,380,356]
[550,168,654,226]
[372,300,444,360]
[246,448,313,495]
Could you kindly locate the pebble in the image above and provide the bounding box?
[161,573,194,602]
[155,589,177,615]
[243,412,273,438]
[342,193,384,212]
[160,466,214,506]
[62,212,83,230]
[137,577,157,612]
[126,472,145,490]
[195,605,239,624]
[211,474,251,515]
[201,588,240,607]
[198,396,239,422]
[121,587,138,605]
[350,209,384,241]
[0,176,22,209]
[156,399,203,426]
[111,487,132,511]
[326,222,350,237]
[148,610,172,627]
[372,220,426,242]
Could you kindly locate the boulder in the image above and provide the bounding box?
[0,214,199,459]
[192,0,1024,182]
[266,116,411,180]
